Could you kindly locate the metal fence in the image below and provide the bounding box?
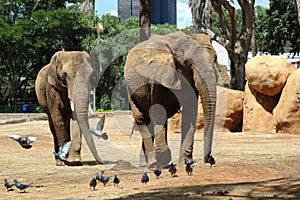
[0,104,41,113]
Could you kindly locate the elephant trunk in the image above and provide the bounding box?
[72,66,102,163]
[192,64,217,163]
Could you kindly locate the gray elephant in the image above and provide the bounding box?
[35,51,106,166]
[124,32,217,168]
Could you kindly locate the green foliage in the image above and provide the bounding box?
[256,0,300,54]
[0,0,95,106]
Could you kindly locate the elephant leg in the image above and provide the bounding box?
[150,104,171,168]
[47,115,63,166]
[67,118,82,166]
[179,99,198,166]
[137,123,156,167]
[47,111,70,166]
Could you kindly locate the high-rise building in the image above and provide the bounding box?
[118,0,177,26]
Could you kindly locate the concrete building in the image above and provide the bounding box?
[118,0,177,26]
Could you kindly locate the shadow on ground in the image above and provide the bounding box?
[114,178,300,200]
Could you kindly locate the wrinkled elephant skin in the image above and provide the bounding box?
[35,51,102,166]
[124,32,217,168]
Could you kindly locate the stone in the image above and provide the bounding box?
[245,56,295,96]
[168,86,244,132]
[273,69,300,134]
[243,82,280,133]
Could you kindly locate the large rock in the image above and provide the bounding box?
[245,56,295,96]
[168,86,244,132]
[273,69,300,134]
[243,82,280,133]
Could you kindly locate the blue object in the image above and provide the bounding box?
[22,104,28,112]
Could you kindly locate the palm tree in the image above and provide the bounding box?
[80,0,95,14]
[139,0,150,42]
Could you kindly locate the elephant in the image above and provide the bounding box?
[35,51,106,166]
[124,31,218,168]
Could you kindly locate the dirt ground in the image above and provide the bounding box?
[0,113,300,199]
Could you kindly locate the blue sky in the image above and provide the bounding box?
[95,0,270,29]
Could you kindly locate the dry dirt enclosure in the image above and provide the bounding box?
[0,113,300,199]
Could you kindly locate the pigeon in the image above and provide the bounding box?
[207,154,216,167]
[13,179,32,193]
[113,175,120,186]
[141,172,149,184]
[184,158,196,165]
[95,172,110,186]
[53,141,72,164]
[185,162,193,176]
[90,115,108,140]
[8,135,37,149]
[153,165,162,178]
[168,163,177,177]
[4,179,14,191]
[89,177,97,190]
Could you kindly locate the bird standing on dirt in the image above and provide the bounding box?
[8,135,37,149]
[154,165,162,178]
[207,154,216,167]
[184,158,196,165]
[95,172,110,186]
[185,162,193,176]
[168,163,177,177]
[89,177,97,190]
[113,175,120,186]
[90,115,108,140]
[4,179,14,191]
[141,172,149,184]
[53,141,72,164]
[13,179,32,193]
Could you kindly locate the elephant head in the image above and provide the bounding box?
[47,51,102,163]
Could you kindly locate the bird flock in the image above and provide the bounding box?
[3,179,32,193]
[4,114,216,193]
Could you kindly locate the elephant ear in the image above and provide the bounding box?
[136,63,182,90]
[133,47,181,90]
[48,51,64,90]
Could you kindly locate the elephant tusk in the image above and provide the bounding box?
[70,100,75,112]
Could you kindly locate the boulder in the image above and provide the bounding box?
[243,82,280,133]
[245,56,295,96]
[273,69,300,134]
[168,86,244,132]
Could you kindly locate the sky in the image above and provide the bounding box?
[95,0,270,29]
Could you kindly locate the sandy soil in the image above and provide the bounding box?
[0,113,300,199]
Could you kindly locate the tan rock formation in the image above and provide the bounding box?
[243,82,280,133]
[168,86,244,132]
[245,56,295,96]
[273,69,300,134]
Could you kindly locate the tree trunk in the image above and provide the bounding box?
[252,11,257,57]
[189,0,255,91]
[189,0,212,32]
[294,0,300,27]
[80,0,95,14]
[140,0,150,42]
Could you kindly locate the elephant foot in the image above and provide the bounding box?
[155,146,172,168]
[68,159,83,166]
[56,159,66,166]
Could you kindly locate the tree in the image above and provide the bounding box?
[139,0,150,42]
[80,0,95,14]
[295,0,300,26]
[264,0,299,55]
[189,0,255,90]
[0,0,95,108]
